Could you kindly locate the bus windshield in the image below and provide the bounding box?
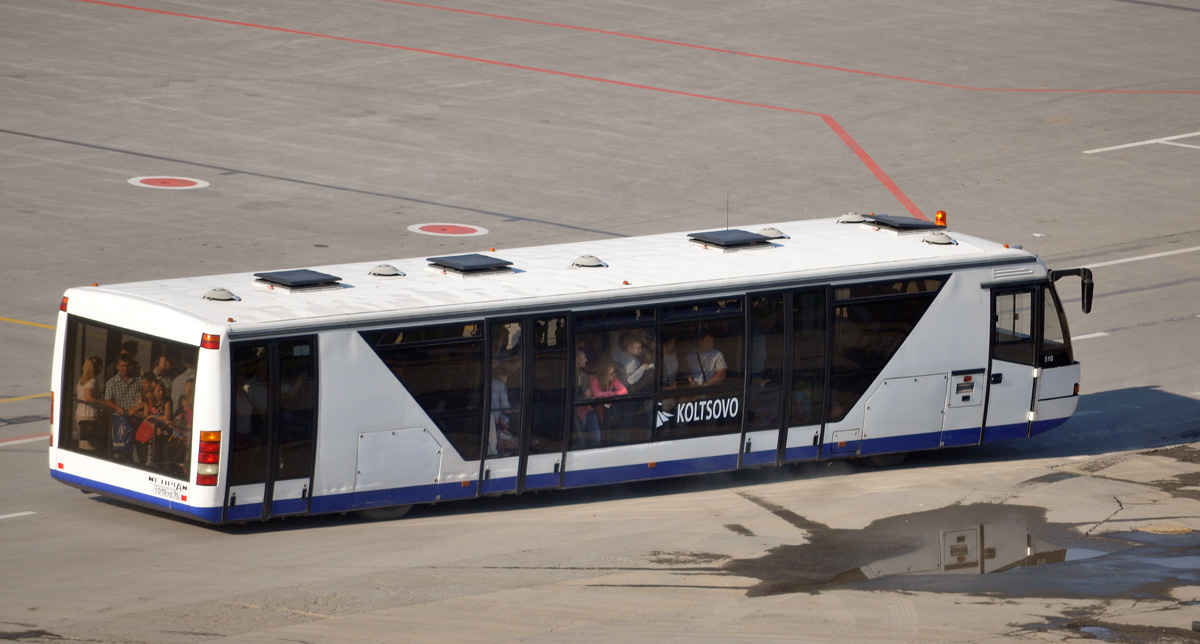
[60,316,199,481]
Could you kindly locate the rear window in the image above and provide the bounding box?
[60,316,199,481]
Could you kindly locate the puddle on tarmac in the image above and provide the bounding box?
[722,499,1199,599]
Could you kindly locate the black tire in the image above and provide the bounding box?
[355,504,414,521]
[864,452,907,468]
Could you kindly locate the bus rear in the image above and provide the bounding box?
[50,288,229,523]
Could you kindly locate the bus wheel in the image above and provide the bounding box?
[356,504,414,521]
[864,452,907,468]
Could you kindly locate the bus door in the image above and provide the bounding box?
[481,319,522,495]
[481,316,569,494]
[522,316,569,491]
[226,337,318,521]
[983,288,1038,441]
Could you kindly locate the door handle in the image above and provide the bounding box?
[990,373,1003,384]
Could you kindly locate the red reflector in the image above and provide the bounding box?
[198,452,219,465]
[58,462,64,469]
[201,333,221,350]
[60,296,68,312]
[199,442,220,453]
[196,474,218,486]
[181,495,188,502]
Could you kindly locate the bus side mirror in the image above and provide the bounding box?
[1050,268,1094,314]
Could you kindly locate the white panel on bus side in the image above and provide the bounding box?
[355,428,443,493]
[862,374,948,441]
[1038,362,1080,401]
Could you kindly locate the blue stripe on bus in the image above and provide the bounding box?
[740,449,777,467]
[523,472,561,490]
[783,445,820,462]
[50,469,223,524]
[859,431,941,456]
[225,502,263,522]
[941,427,982,448]
[1030,415,1070,436]
[563,453,739,488]
[481,477,517,495]
[982,422,1029,443]
[271,497,309,516]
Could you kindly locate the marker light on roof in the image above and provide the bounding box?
[935,211,948,227]
[923,231,956,245]
[572,255,607,268]
[369,264,405,277]
[203,288,240,301]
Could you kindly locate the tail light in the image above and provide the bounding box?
[196,431,221,486]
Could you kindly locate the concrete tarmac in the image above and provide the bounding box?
[2,0,1199,642]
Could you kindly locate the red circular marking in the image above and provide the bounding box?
[418,224,479,235]
[139,177,199,188]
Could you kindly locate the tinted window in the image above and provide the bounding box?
[574,309,656,448]
[362,324,484,461]
[658,299,744,440]
[791,290,827,427]
[60,316,199,481]
[828,278,944,422]
[747,295,786,431]
[1041,287,1074,368]
[993,290,1036,366]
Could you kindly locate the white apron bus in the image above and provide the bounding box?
[49,214,1093,524]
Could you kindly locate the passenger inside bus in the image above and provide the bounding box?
[614,333,654,393]
[75,356,104,450]
[685,332,727,387]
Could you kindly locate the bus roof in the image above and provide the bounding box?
[66,216,1037,336]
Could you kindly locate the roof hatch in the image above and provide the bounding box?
[427,253,514,277]
[687,229,774,251]
[840,213,945,233]
[254,269,343,292]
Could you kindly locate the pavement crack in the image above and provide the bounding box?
[1085,496,1126,536]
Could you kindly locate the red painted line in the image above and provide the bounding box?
[0,432,49,445]
[380,0,1200,95]
[821,115,923,220]
[72,0,925,219]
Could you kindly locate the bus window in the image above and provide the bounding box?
[488,321,522,457]
[747,295,785,431]
[574,308,656,448]
[791,290,827,427]
[658,299,744,440]
[231,344,271,486]
[362,324,485,462]
[529,317,567,455]
[828,277,945,422]
[60,316,198,480]
[993,290,1036,366]
[1041,287,1074,368]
